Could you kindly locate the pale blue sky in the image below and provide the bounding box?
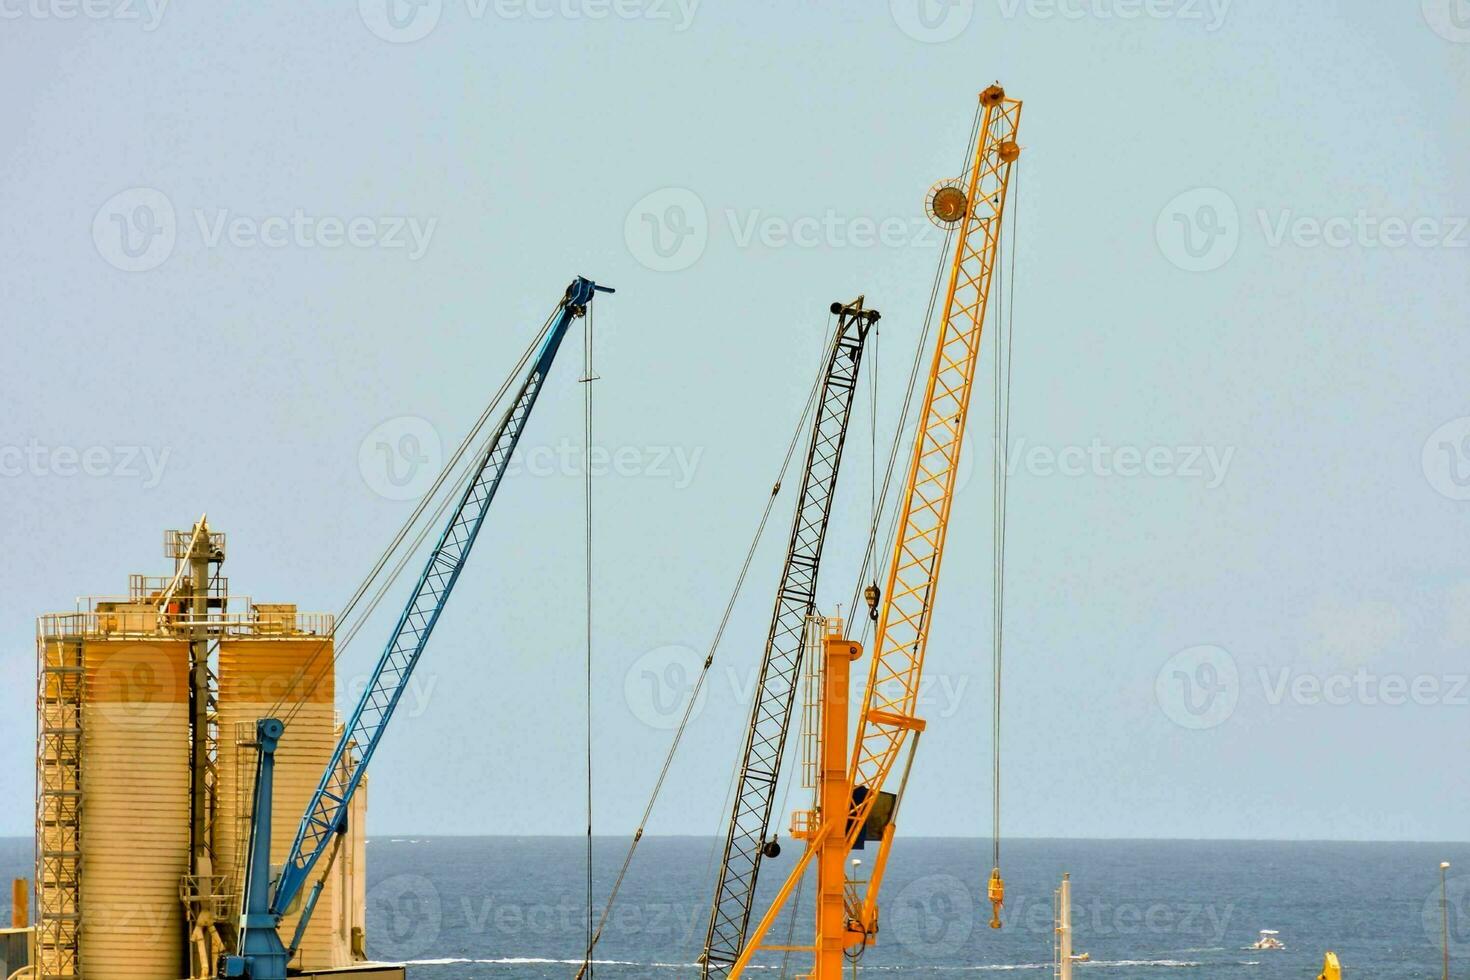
[1,1,1468,841]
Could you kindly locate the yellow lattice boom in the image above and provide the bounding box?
[726,86,1023,980]
[846,85,1022,847]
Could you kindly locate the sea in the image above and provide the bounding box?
[3,836,1466,978]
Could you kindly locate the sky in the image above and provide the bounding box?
[0,1,1468,844]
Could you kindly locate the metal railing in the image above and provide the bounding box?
[165,527,226,559]
[38,608,334,640]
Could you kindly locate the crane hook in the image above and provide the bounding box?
[987,867,1005,929]
[864,582,881,622]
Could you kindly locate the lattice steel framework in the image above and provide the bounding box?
[36,631,84,979]
[845,90,1021,857]
[701,299,878,977]
[724,84,1023,980]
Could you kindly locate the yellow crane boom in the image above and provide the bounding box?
[728,84,1023,979]
[847,82,1021,913]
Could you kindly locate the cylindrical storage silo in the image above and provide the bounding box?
[80,637,190,979]
[217,632,342,970]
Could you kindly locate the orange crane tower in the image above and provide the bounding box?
[728,84,1022,979]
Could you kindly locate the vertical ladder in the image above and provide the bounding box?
[36,625,84,979]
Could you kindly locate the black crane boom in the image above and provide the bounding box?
[700,298,879,976]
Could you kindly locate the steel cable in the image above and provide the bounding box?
[268,300,560,724]
[574,312,839,976]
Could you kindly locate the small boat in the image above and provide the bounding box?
[1069,952,1091,962]
[1250,929,1286,950]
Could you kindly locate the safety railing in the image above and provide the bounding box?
[38,608,334,640]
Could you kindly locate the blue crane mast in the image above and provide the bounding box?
[222,275,612,979]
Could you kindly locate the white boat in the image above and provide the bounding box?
[1250,929,1286,951]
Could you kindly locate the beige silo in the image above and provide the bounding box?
[79,634,191,979]
[217,613,359,971]
[34,526,373,978]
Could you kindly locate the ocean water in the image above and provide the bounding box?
[2,836,1465,978]
[360,837,1468,978]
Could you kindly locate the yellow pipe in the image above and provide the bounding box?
[858,823,896,933]
[813,631,861,979]
[10,879,26,929]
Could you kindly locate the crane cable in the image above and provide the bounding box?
[991,156,1022,892]
[777,869,807,980]
[844,96,982,646]
[844,222,951,652]
[574,314,839,977]
[693,310,837,897]
[268,299,562,727]
[779,161,973,980]
[580,298,600,978]
[243,295,565,928]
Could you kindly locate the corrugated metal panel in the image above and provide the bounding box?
[218,637,348,970]
[80,638,190,979]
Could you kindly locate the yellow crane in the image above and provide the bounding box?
[728,83,1023,979]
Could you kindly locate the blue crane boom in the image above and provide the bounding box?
[224,275,612,979]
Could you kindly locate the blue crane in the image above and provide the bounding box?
[223,275,612,978]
